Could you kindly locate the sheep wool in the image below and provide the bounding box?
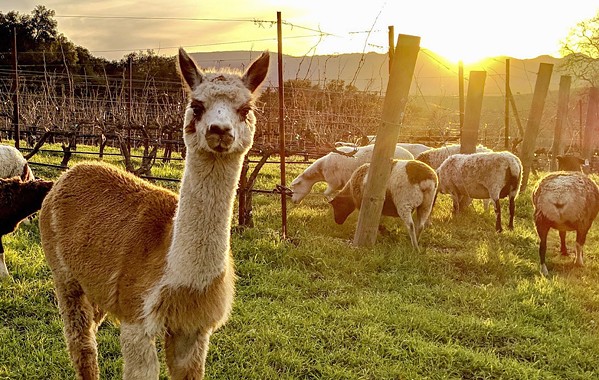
[0,145,34,181]
[533,171,599,276]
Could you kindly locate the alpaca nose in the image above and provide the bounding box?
[208,124,232,136]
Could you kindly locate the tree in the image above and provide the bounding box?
[560,11,599,86]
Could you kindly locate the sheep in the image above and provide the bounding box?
[0,144,34,181]
[290,144,414,204]
[417,144,493,212]
[0,177,53,278]
[38,48,269,379]
[329,159,438,251]
[532,171,599,276]
[333,142,430,157]
[416,143,492,170]
[436,151,523,232]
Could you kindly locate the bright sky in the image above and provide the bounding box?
[2,0,598,63]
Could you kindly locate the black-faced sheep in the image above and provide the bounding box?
[436,151,522,232]
[532,172,599,276]
[290,144,413,204]
[329,159,438,251]
[0,144,34,181]
[0,177,53,278]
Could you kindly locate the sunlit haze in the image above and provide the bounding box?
[1,0,598,63]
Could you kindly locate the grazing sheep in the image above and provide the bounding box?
[0,144,34,181]
[39,48,269,379]
[290,144,414,204]
[436,151,522,232]
[533,172,599,276]
[556,155,585,172]
[329,159,438,251]
[0,177,53,278]
[416,143,492,170]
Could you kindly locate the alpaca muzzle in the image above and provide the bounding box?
[206,124,234,152]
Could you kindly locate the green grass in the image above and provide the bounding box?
[2,144,599,379]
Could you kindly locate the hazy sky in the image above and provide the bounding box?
[2,0,598,63]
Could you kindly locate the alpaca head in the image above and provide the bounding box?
[177,48,270,156]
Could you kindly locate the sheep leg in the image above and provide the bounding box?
[494,199,503,232]
[508,195,516,230]
[574,229,588,267]
[536,218,550,276]
[55,278,101,380]
[120,322,159,380]
[165,328,211,380]
[0,238,9,278]
[559,231,568,256]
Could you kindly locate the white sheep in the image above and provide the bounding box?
[290,144,413,204]
[0,145,34,181]
[329,159,438,251]
[436,151,523,232]
[532,172,599,276]
[416,143,492,170]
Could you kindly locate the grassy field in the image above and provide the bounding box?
[1,144,599,379]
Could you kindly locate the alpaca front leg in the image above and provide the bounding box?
[165,329,211,380]
[55,279,101,380]
[120,322,159,380]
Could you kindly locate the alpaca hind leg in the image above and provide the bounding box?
[120,322,159,380]
[55,278,101,380]
[493,199,502,232]
[165,329,211,380]
[559,231,568,256]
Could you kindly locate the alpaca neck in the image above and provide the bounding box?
[164,152,243,290]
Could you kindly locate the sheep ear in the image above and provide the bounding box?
[177,47,204,90]
[242,51,270,93]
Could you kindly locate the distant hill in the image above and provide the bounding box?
[190,50,575,96]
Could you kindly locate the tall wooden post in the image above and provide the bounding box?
[388,26,395,74]
[458,61,464,132]
[582,87,599,161]
[353,34,420,247]
[504,58,510,150]
[519,63,554,191]
[461,71,486,154]
[128,56,133,154]
[277,11,287,239]
[550,76,571,170]
[11,27,20,149]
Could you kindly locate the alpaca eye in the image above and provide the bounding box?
[238,104,252,120]
[190,100,205,118]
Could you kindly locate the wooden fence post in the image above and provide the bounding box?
[277,11,287,239]
[461,71,486,154]
[550,75,571,171]
[519,63,554,192]
[353,34,420,247]
[458,61,464,132]
[11,27,20,149]
[582,87,599,161]
[504,59,510,150]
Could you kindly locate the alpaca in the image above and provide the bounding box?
[0,177,53,278]
[39,48,269,379]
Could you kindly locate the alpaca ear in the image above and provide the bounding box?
[242,51,270,93]
[177,47,204,90]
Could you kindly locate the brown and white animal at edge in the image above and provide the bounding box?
[290,144,413,204]
[329,160,438,251]
[38,48,269,380]
[532,172,599,276]
[0,177,53,278]
[0,144,35,181]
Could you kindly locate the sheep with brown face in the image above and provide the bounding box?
[0,177,53,278]
[533,172,599,276]
[329,159,438,251]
